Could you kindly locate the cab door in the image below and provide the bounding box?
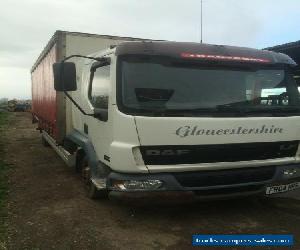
[84,57,112,164]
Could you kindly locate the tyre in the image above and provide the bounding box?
[77,156,108,199]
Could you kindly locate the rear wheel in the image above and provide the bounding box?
[78,156,108,199]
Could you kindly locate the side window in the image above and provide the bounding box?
[89,65,110,109]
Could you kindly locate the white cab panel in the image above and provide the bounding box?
[135,116,300,146]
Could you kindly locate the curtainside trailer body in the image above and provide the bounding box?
[31,31,147,143]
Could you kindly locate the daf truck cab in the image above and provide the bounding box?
[51,41,300,199]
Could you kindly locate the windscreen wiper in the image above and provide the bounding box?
[216,105,300,116]
[136,107,219,117]
[216,105,247,114]
[216,100,252,109]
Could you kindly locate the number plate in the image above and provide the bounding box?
[266,182,300,195]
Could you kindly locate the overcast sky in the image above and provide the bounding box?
[1,0,300,99]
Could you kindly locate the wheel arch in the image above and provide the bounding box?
[66,130,99,176]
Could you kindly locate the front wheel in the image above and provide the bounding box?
[78,156,108,199]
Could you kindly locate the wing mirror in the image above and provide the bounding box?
[53,62,77,91]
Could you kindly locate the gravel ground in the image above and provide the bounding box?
[3,112,300,250]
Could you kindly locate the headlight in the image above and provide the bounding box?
[112,179,163,191]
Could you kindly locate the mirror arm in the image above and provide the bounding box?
[63,91,94,116]
[62,54,106,63]
[60,54,105,117]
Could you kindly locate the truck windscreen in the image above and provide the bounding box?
[118,56,300,116]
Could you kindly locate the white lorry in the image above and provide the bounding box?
[32,31,300,199]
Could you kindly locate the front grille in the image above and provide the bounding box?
[173,166,276,188]
[140,141,298,165]
[193,185,265,196]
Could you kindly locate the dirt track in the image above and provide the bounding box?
[3,112,300,250]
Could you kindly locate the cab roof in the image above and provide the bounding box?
[116,41,297,66]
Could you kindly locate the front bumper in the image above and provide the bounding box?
[106,164,300,199]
